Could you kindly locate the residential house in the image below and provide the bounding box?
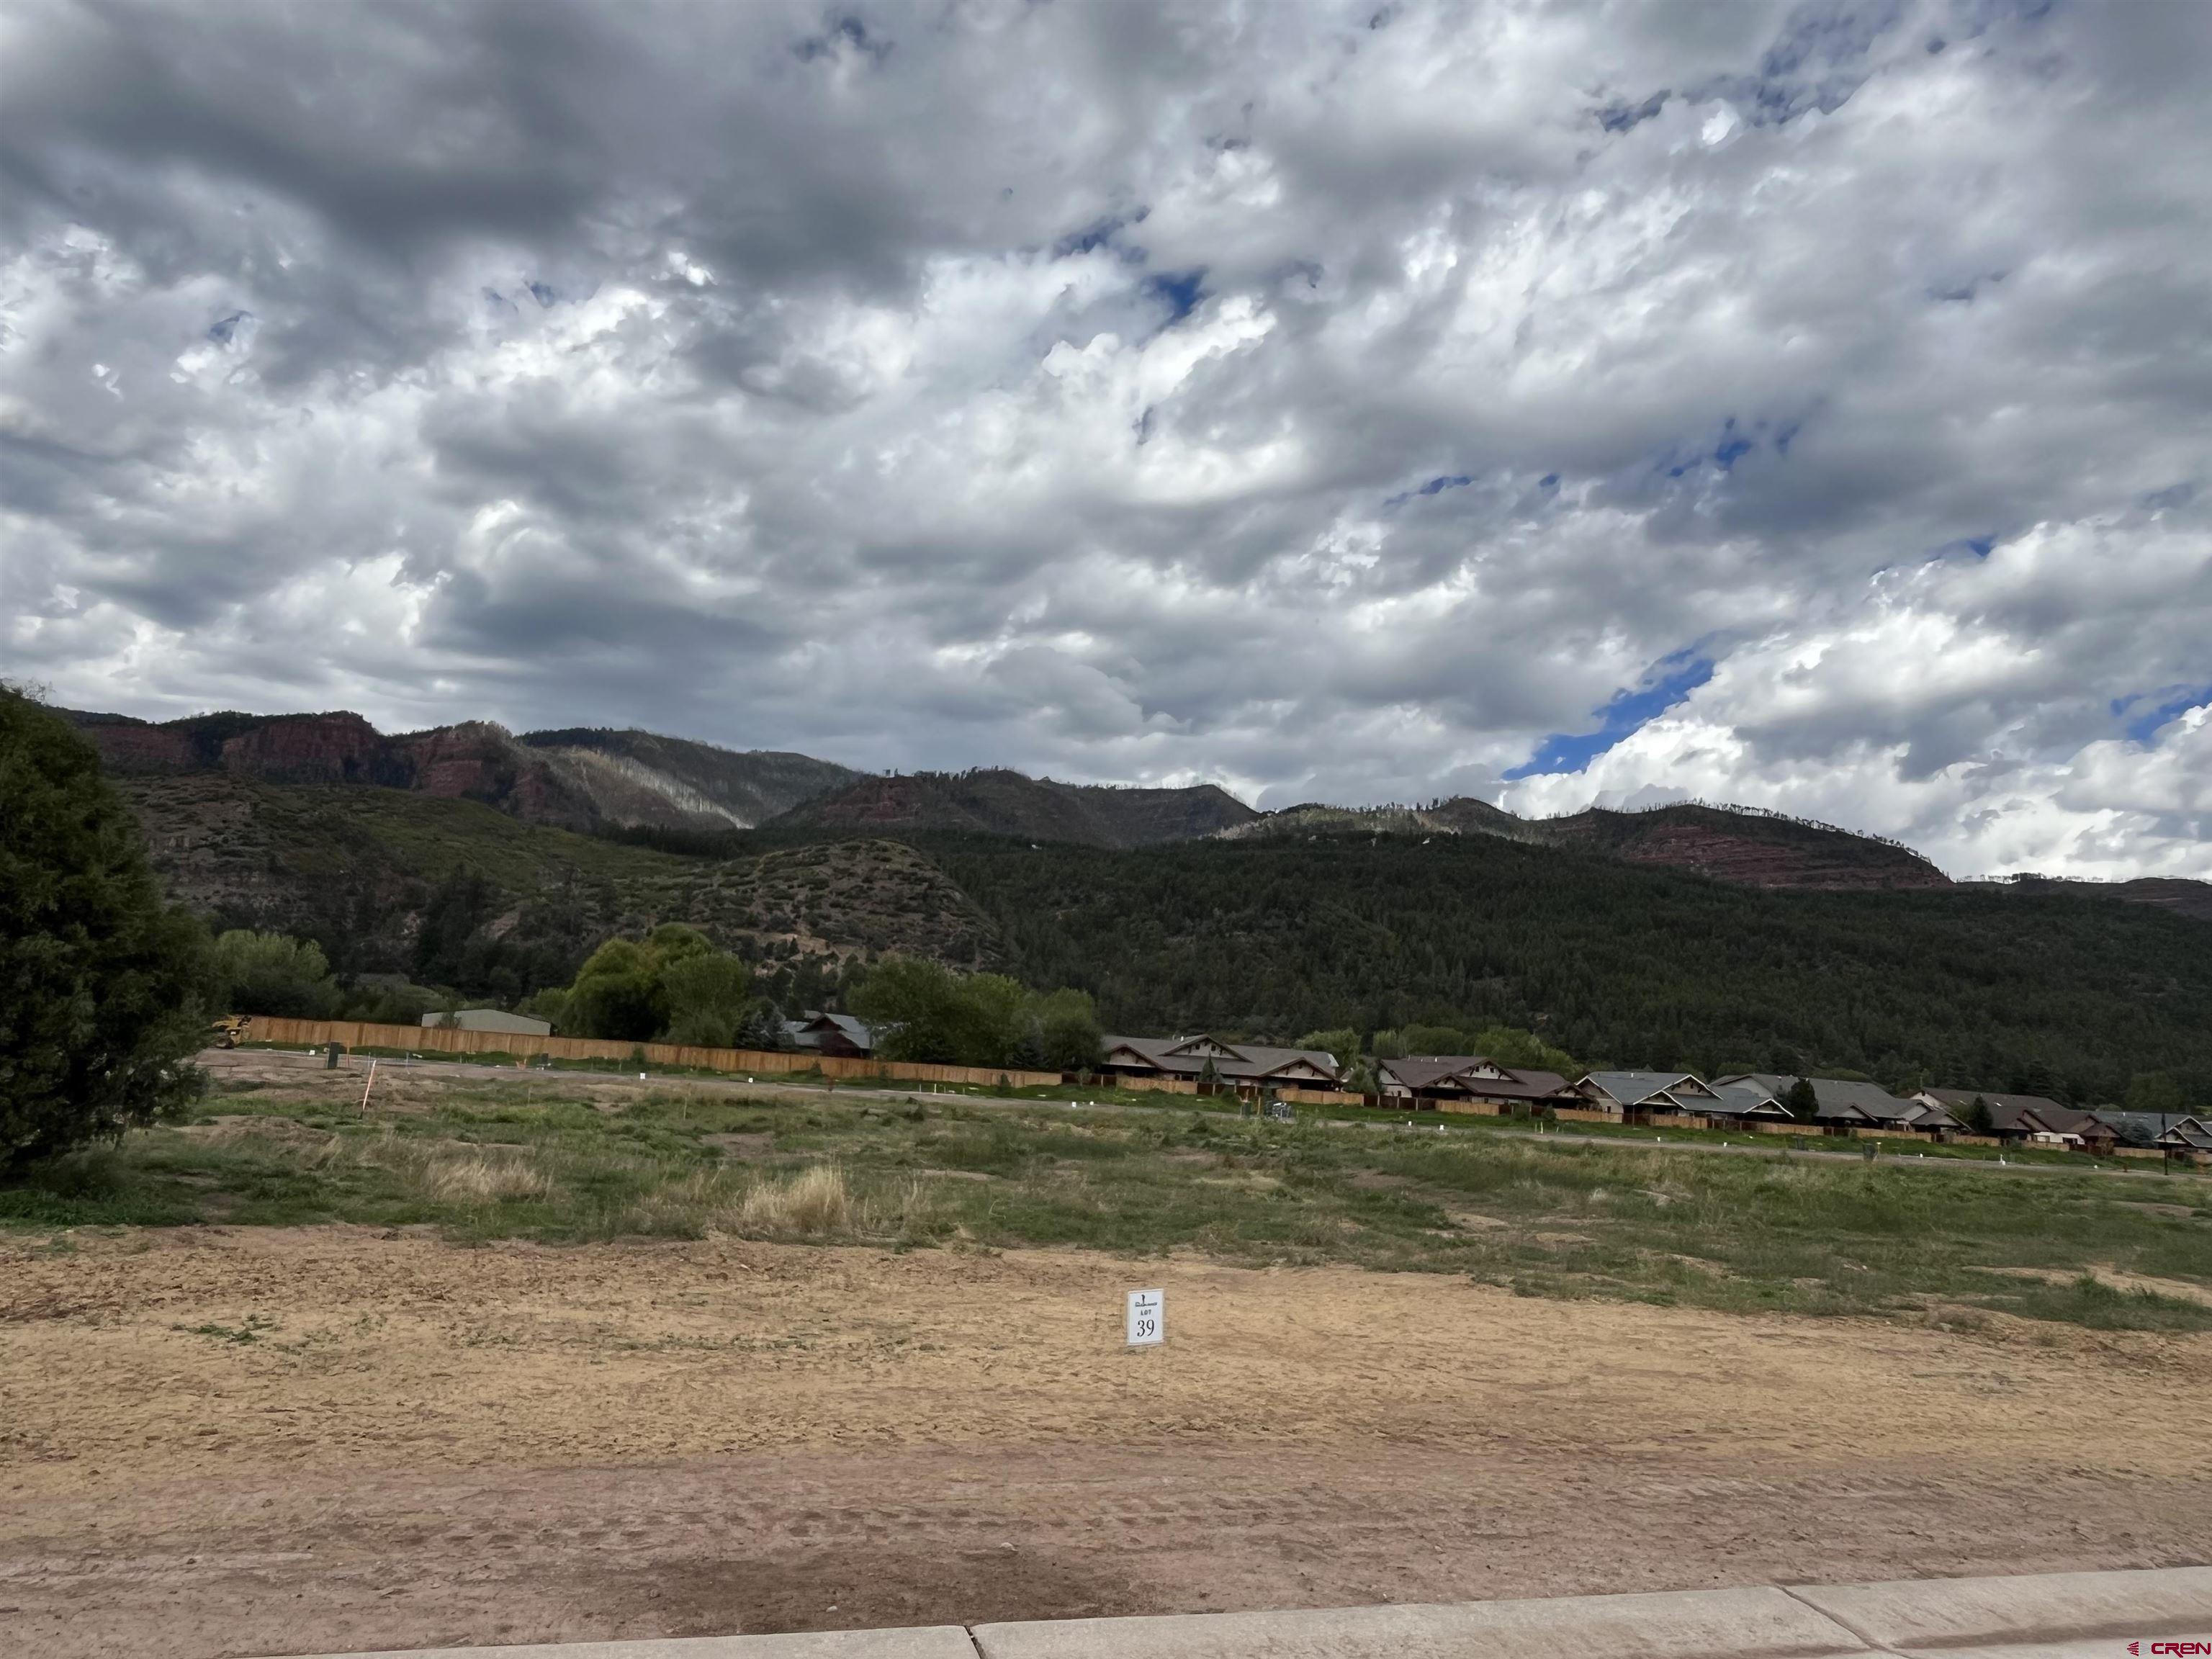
[2072,1115,2121,1157]
[1100,1034,1344,1093]
[1914,1089,2090,1146]
[1377,1056,1573,1112]
[1694,1078,1802,1128]
[2088,1111,2212,1164]
[420,1008,552,1038]
[781,1011,876,1058]
[1573,1071,1726,1125]
[1722,1075,1953,1136]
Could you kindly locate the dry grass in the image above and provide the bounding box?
[17,1075,2211,1332]
[735,1164,853,1235]
[421,1152,563,1204]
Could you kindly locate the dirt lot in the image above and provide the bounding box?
[4,1227,2211,1659]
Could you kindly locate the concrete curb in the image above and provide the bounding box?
[264,1630,979,1659]
[971,1584,1866,1658]
[1787,1565,2212,1655]
[264,1568,2212,1659]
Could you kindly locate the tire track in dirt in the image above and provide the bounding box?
[4,1229,2210,1658]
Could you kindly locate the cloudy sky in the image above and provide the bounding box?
[3,1,2209,877]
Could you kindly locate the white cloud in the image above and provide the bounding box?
[1,0,2208,873]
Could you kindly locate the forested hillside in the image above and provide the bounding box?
[765,769,1259,845]
[120,775,1001,1010]
[1224,798,1949,891]
[102,761,2212,1109]
[922,830,2212,1107]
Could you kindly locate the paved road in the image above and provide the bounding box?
[220,1046,2208,1186]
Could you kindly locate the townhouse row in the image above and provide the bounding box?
[1096,1033,2212,1163]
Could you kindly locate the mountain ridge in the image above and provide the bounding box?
[60,704,2212,906]
[765,768,1261,848]
[1217,796,1952,891]
[64,708,860,834]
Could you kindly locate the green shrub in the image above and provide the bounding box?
[212,929,341,1018]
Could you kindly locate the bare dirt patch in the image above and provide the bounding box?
[1974,1262,2212,1309]
[702,1132,775,1159]
[4,1229,2211,1659]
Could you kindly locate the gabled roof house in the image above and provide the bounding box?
[2090,1111,2212,1160]
[1724,1074,1949,1132]
[1378,1056,1573,1110]
[1694,1078,1802,1125]
[1100,1034,1344,1090]
[783,1011,875,1058]
[1913,1089,2082,1142]
[1573,1071,1725,1122]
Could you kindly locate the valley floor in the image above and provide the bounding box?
[4,1227,2210,1659]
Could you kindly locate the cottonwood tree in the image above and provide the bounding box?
[559,924,753,1045]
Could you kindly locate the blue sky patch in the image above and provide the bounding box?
[1142,269,1205,324]
[1596,89,1668,132]
[1655,415,1780,480]
[1506,654,1717,778]
[2116,684,2212,744]
[1382,472,1475,510]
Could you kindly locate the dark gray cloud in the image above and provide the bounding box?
[3,0,2210,876]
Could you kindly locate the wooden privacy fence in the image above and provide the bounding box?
[238,1017,1064,1090]
[1110,1074,1202,1097]
[1274,1086,1367,1107]
[1100,1075,1364,1107]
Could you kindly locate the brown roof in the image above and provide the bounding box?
[1102,1035,1343,1084]
[1380,1057,1570,1100]
[1920,1089,2085,1134]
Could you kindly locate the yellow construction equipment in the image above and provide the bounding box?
[209,1015,250,1049]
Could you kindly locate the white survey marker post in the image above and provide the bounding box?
[1126,1287,1164,1346]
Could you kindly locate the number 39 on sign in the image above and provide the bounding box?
[1126,1288,1164,1346]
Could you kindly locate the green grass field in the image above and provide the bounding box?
[9,1069,2212,1334]
[230,1040,2126,1169]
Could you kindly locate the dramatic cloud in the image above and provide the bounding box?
[2,0,2208,875]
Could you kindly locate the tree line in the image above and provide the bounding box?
[919,830,2212,1110]
[12,686,2212,1174]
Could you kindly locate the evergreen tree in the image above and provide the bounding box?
[2125,1073,2185,1115]
[1784,1078,1820,1121]
[2,691,209,1170]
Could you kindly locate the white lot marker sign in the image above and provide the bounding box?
[1126,1288,1164,1346]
